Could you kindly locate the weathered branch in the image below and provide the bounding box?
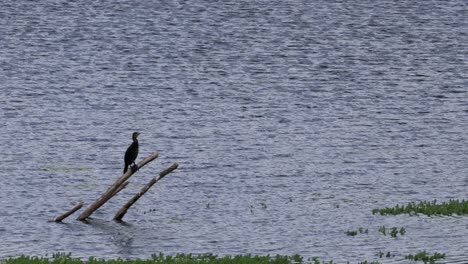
[77,152,160,221]
[112,181,129,197]
[54,201,84,222]
[114,163,178,221]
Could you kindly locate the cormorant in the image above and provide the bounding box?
[123,132,140,173]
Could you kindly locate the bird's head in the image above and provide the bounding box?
[132,132,140,141]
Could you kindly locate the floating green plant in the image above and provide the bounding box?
[372,199,468,216]
[358,227,368,234]
[346,227,368,236]
[378,226,386,236]
[249,204,254,213]
[378,226,405,238]
[399,227,406,236]
[404,251,445,264]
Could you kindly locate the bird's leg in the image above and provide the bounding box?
[131,162,139,172]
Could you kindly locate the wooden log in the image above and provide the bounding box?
[54,201,84,222]
[112,181,129,197]
[77,152,159,221]
[114,163,178,221]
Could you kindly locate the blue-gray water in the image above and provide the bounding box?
[0,1,467,263]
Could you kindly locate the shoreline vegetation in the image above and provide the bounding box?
[0,252,447,264]
[1,254,332,264]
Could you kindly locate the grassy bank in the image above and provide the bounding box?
[1,254,317,264]
[2,252,450,264]
[1,253,382,264]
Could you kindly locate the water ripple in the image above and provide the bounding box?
[0,0,467,262]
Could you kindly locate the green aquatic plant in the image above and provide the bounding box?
[378,226,404,238]
[249,204,254,213]
[372,199,468,216]
[399,227,406,236]
[404,251,445,264]
[357,227,368,234]
[346,227,368,237]
[378,226,386,236]
[377,251,392,259]
[308,257,335,264]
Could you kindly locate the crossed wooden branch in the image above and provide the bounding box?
[53,152,178,222]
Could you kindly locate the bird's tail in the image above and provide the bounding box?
[123,165,129,174]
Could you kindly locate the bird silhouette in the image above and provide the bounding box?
[123,132,140,173]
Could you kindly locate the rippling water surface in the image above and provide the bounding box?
[0,1,467,263]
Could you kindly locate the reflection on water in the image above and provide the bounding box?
[0,0,467,262]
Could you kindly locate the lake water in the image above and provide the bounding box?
[0,0,467,263]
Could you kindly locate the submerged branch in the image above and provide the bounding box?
[54,201,84,222]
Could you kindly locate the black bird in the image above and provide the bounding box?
[123,132,140,173]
